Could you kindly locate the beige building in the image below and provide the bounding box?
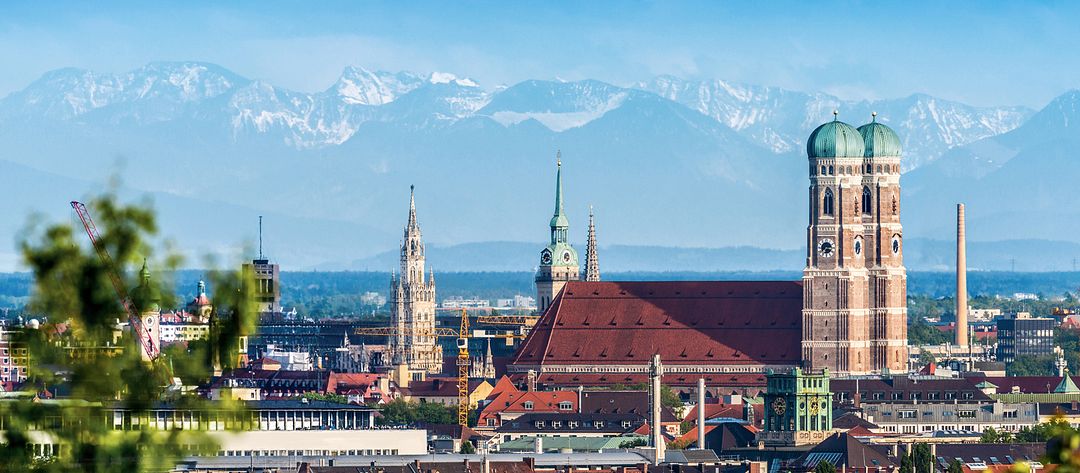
[389,186,442,375]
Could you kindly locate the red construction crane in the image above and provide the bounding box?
[70,201,159,360]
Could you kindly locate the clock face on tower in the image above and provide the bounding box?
[540,249,552,265]
[817,238,835,258]
[772,397,786,415]
[562,250,572,263]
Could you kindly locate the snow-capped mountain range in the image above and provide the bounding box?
[0,61,1073,271]
[0,62,1031,166]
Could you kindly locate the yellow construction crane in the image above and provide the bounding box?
[475,314,539,327]
[456,308,469,427]
[353,311,525,427]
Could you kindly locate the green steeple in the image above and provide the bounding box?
[1054,373,1080,394]
[132,259,161,312]
[538,152,578,270]
[549,152,569,236]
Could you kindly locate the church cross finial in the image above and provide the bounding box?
[871,111,878,122]
[832,109,839,121]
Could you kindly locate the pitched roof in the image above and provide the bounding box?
[832,412,879,430]
[1056,375,1080,393]
[517,373,769,390]
[510,281,803,368]
[684,403,746,422]
[579,390,678,422]
[478,390,578,423]
[794,433,895,470]
[831,376,990,402]
[934,443,1047,466]
[975,375,1080,394]
[488,376,518,399]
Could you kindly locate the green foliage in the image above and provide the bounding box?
[907,315,951,346]
[814,461,837,473]
[680,420,693,435]
[0,192,256,472]
[899,451,913,473]
[459,441,476,454]
[301,392,349,404]
[917,349,937,368]
[376,399,456,426]
[661,385,683,412]
[1016,418,1075,443]
[618,438,647,449]
[1057,328,1080,374]
[913,442,933,473]
[667,437,693,450]
[947,459,963,473]
[1008,355,1057,376]
[980,426,1015,443]
[1046,416,1080,473]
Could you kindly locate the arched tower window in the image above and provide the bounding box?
[823,188,834,216]
[862,187,872,214]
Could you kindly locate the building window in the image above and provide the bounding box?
[523,401,534,410]
[899,410,917,419]
[958,410,976,419]
[552,421,562,428]
[558,402,572,410]
[823,188,834,216]
[862,187,872,214]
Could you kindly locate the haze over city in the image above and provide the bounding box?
[3,3,1080,471]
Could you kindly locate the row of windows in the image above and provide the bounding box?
[522,401,573,410]
[813,163,900,176]
[841,391,976,401]
[821,187,892,216]
[531,419,633,429]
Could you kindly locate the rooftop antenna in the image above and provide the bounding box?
[258,215,264,260]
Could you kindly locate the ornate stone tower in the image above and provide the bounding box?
[535,154,580,312]
[802,112,872,374]
[857,113,908,372]
[760,368,832,447]
[389,186,442,374]
[131,260,161,360]
[584,207,600,282]
[802,112,907,374]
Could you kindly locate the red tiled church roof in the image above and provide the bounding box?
[511,281,803,368]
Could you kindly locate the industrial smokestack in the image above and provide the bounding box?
[697,378,706,450]
[650,354,665,465]
[957,203,969,349]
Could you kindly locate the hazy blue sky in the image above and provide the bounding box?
[1,1,1077,108]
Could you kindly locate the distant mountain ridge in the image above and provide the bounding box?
[0,61,1072,272]
[333,238,1080,273]
[0,62,1030,162]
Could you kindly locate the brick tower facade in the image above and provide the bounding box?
[802,112,907,375]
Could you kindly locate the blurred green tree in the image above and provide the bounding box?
[0,193,256,472]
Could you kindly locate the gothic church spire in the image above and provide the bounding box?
[585,207,600,281]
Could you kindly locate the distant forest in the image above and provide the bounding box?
[0,270,1078,319]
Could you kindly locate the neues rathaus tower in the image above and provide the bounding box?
[390,186,442,374]
[802,111,908,375]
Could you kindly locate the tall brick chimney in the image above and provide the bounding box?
[956,203,969,350]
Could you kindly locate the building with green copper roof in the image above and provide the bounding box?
[806,111,865,158]
[857,113,903,157]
